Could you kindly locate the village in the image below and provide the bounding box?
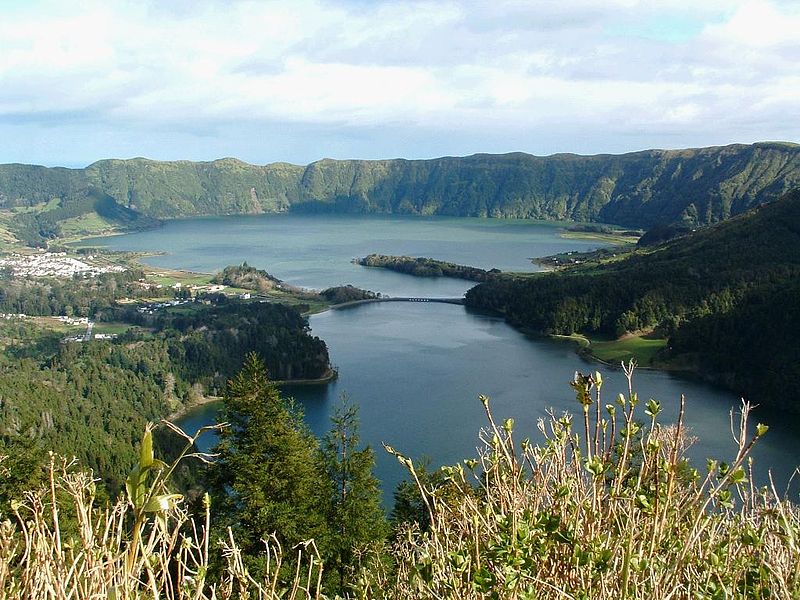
[0,251,126,278]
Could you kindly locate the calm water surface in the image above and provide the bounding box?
[180,302,800,504]
[96,214,800,503]
[91,213,605,297]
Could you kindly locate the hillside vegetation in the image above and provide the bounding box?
[1,143,799,245]
[356,254,502,281]
[466,189,800,410]
[0,267,331,493]
[2,363,798,599]
[211,262,283,293]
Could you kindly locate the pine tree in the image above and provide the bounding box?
[321,399,388,590]
[0,436,45,514]
[209,353,331,569]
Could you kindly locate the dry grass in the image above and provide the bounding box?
[0,423,325,600]
[1,363,798,599]
[379,363,800,599]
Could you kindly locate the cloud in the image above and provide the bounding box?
[0,0,798,165]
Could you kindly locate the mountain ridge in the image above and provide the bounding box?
[1,142,799,242]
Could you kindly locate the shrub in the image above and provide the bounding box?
[379,363,800,599]
[1,364,798,599]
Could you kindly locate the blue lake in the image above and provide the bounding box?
[93,214,800,504]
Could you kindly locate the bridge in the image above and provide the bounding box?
[331,296,465,309]
[386,297,465,305]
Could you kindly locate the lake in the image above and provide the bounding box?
[94,213,800,504]
[89,213,605,297]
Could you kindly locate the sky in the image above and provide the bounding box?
[1,0,799,167]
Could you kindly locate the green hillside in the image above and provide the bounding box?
[1,142,799,245]
[0,163,88,207]
[84,157,302,217]
[465,189,800,409]
[292,143,800,225]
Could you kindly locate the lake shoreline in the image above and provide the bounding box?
[166,367,339,422]
[72,224,689,386]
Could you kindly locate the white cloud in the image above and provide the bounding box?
[0,0,798,164]
[703,0,799,46]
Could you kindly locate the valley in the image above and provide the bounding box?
[4,192,800,499]
[74,210,798,497]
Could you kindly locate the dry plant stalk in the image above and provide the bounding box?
[384,364,800,599]
[0,421,325,600]
[1,367,799,600]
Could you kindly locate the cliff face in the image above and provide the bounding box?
[1,142,798,227]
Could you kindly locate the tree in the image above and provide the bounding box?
[0,436,46,515]
[389,459,442,531]
[209,353,331,570]
[321,399,388,590]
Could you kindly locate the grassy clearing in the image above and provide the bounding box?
[58,212,117,238]
[553,332,668,367]
[146,270,215,287]
[31,318,85,334]
[93,321,134,335]
[6,198,61,214]
[591,334,667,366]
[163,304,205,315]
[560,230,640,244]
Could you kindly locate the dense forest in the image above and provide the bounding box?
[0,269,147,317]
[2,142,800,246]
[357,254,502,281]
[319,284,378,303]
[110,301,331,385]
[466,189,800,410]
[0,267,331,492]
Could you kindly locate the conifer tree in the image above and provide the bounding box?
[321,400,388,590]
[209,353,331,569]
[0,436,45,514]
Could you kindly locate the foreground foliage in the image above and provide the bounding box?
[208,355,386,594]
[0,423,327,600]
[1,365,798,599]
[379,366,800,598]
[209,355,333,571]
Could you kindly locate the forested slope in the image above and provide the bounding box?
[1,143,798,241]
[466,189,800,409]
[84,158,302,217]
[292,143,800,225]
[0,268,331,490]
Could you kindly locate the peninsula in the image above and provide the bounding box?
[355,254,503,282]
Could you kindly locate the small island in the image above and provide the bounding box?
[355,254,503,282]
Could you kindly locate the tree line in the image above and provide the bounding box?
[466,189,800,410]
[357,254,502,281]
